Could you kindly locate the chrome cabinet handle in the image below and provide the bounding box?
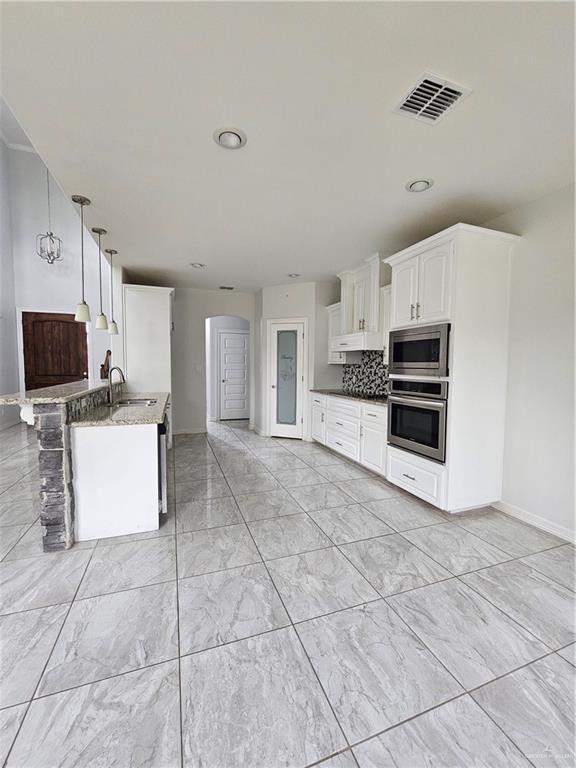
[335,441,343,447]
[340,342,348,346]
[402,473,416,481]
[360,425,364,437]
[335,421,343,426]
[410,304,415,320]
[271,384,276,389]
[321,413,325,423]
[416,303,421,319]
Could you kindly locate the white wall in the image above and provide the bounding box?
[8,149,111,386]
[254,280,342,436]
[485,185,574,539]
[0,138,19,428]
[205,315,250,421]
[314,281,343,390]
[171,288,255,433]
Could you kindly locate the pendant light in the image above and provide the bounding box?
[91,227,108,330]
[36,169,63,264]
[105,248,119,335]
[71,195,91,322]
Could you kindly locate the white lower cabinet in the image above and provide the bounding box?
[311,405,326,443]
[359,422,386,474]
[312,392,387,477]
[386,446,447,507]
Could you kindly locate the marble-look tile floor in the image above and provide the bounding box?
[0,419,574,767]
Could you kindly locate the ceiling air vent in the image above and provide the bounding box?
[394,73,470,124]
[219,286,235,291]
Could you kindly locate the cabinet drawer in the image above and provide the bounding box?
[360,404,387,427]
[387,447,446,507]
[326,433,359,461]
[330,334,358,352]
[327,397,361,420]
[327,412,359,440]
[310,393,327,408]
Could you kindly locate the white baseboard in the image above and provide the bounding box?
[493,500,574,544]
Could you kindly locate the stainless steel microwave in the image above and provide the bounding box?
[388,323,450,377]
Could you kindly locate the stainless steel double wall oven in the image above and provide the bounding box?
[387,324,450,463]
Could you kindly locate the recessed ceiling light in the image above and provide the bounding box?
[213,128,247,150]
[190,262,206,269]
[405,178,434,193]
[287,273,301,279]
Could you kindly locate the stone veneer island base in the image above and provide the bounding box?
[0,381,124,551]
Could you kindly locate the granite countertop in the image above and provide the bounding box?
[310,388,388,406]
[70,392,170,427]
[0,379,108,405]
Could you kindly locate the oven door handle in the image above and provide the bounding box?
[388,395,446,409]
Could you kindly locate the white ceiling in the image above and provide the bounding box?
[2,2,573,291]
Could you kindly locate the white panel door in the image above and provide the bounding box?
[417,243,453,323]
[269,322,304,438]
[390,256,419,328]
[219,331,249,420]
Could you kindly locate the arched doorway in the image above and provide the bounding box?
[205,315,250,423]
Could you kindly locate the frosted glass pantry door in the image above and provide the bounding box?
[269,322,304,438]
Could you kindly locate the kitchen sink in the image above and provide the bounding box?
[114,398,158,407]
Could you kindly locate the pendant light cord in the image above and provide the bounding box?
[46,170,52,234]
[80,202,85,302]
[110,253,114,321]
[98,232,103,313]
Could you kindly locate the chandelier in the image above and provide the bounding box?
[36,169,63,264]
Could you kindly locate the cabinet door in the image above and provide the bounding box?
[311,406,326,443]
[327,305,345,364]
[380,286,392,362]
[390,257,418,328]
[352,279,365,332]
[417,243,453,323]
[359,423,386,475]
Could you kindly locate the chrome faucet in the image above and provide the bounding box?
[108,366,126,405]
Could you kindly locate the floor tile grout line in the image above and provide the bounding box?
[0,518,39,563]
[207,440,354,756]
[0,657,181,714]
[1,543,98,767]
[453,573,560,652]
[170,447,185,768]
[376,526,564,653]
[468,695,540,768]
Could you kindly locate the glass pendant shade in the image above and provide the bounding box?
[95,313,108,330]
[71,195,91,322]
[92,227,108,331]
[74,301,91,322]
[105,248,119,336]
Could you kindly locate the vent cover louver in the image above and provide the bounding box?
[394,73,470,124]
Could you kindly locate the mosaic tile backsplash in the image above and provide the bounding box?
[342,350,389,396]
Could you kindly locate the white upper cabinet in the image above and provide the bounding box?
[380,286,392,362]
[390,257,419,328]
[417,242,453,324]
[387,239,453,329]
[333,254,383,350]
[327,303,345,364]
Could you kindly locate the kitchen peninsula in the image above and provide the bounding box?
[0,380,169,551]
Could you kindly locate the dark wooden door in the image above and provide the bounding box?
[22,312,89,391]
